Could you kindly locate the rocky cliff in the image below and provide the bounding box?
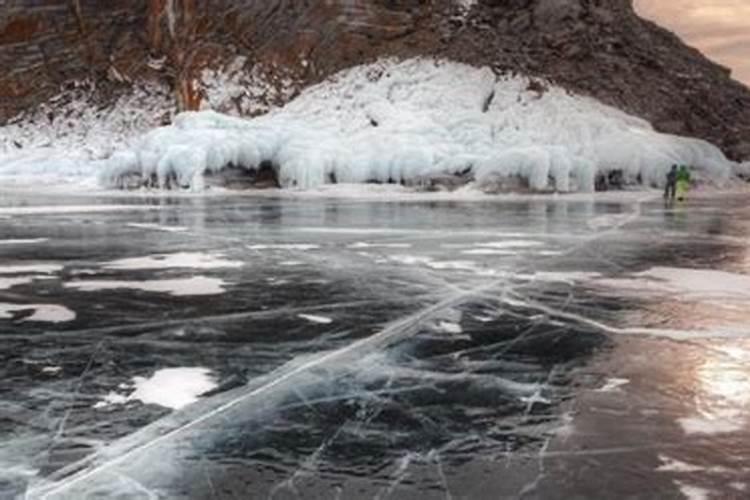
[1,0,748,160]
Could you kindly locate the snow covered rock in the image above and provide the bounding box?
[100,58,733,193]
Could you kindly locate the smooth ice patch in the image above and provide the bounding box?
[0,264,63,275]
[66,277,228,296]
[0,303,75,323]
[0,238,49,245]
[95,368,217,410]
[103,252,243,270]
[126,223,189,233]
[298,314,333,324]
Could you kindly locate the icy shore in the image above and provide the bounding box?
[1,58,740,193]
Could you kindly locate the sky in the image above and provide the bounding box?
[634,0,750,86]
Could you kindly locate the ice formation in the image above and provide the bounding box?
[0,83,173,188]
[100,58,734,193]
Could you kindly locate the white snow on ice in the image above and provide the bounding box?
[0,238,49,245]
[0,303,75,323]
[595,378,630,392]
[126,223,189,233]
[65,277,228,296]
[298,314,334,325]
[676,482,713,500]
[0,264,63,275]
[247,244,320,251]
[656,455,705,473]
[0,276,47,291]
[94,367,217,410]
[98,58,735,192]
[102,252,242,271]
[347,242,413,249]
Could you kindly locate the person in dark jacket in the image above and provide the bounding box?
[664,165,678,200]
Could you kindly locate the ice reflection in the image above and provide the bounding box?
[680,345,750,435]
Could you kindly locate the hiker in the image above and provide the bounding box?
[676,165,691,201]
[664,165,678,200]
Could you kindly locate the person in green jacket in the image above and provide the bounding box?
[676,165,691,201]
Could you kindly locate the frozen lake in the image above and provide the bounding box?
[1,188,749,499]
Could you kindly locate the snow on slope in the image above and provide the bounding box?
[100,58,733,193]
[0,82,174,187]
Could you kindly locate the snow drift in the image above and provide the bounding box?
[100,59,733,193]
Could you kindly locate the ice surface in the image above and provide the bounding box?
[65,277,229,296]
[597,267,750,300]
[99,58,735,192]
[3,190,750,499]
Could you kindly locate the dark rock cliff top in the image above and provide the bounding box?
[1,0,748,160]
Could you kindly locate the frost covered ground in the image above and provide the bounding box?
[1,188,749,499]
[0,59,743,194]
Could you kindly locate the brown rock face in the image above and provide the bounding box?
[1,0,749,159]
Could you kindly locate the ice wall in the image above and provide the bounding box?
[100,59,734,193]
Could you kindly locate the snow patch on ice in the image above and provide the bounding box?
[103,252,242,271]
[94,367,217,410]
[298,314,334,325]
[99,58,734,192]
[0,264,63,275]
[126,223,188,233]
[0,303,75,323]
[348,242,412,249]
[595,377,630,392]
[675,482,712,500]
[247,244,320,251]
[66,277,228,296]
[677,416,744,435]
[434,321,463,334]
[0,238,49,245]
[461,249,518,256]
